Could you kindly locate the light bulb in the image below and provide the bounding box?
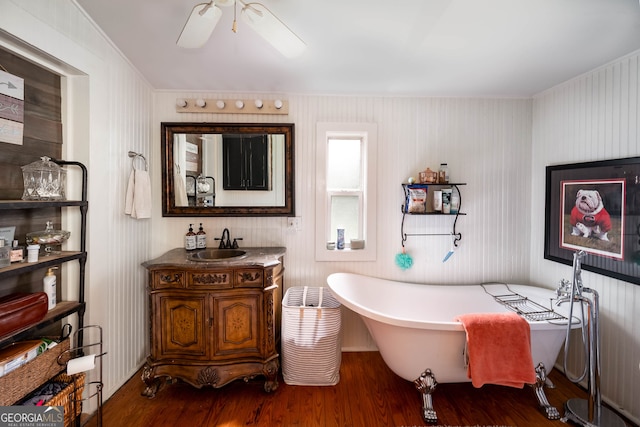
[254,99,263,109]
[235,100,244,109]
[274,99,283,109]
[216,100,225,109]
[176,98,187,108]
[196,98,206,108]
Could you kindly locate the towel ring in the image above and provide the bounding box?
[128,151,147,171]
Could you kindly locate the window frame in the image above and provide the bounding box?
[315,123,377,262]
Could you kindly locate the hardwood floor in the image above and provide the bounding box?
[83,352,633,427]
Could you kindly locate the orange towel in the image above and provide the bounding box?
[455,312,536,388]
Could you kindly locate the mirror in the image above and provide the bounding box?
[162,122,295,216]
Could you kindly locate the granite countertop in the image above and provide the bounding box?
[142,247,286,269]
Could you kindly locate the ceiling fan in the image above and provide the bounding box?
[177,0,306,58]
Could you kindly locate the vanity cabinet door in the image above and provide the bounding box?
[212,292,261,358]
[155,293,208,360]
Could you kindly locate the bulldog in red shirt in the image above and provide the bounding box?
[570,189,612,241]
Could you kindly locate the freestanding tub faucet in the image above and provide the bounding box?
[557,250,626,427]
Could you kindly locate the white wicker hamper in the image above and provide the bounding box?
[281,286,342,386]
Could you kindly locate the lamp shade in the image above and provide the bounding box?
[177,2,222,48]
[241,3,306,58]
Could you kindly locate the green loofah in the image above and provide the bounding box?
[395,251,413,270]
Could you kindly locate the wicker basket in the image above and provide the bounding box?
[46,372,85,427]
[0,337,70,406]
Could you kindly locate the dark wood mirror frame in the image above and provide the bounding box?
[162,122,295,217]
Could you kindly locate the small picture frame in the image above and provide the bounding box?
[0,226,16,245]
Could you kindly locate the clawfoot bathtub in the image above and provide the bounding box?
[327,273,579,423]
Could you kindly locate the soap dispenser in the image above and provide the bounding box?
[44,267,58,310]
[185,224,197,251]
[196,223,206,249]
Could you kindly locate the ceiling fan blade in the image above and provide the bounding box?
[240,3,306,58]
[177,2,223,48]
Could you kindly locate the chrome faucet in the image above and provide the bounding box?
[556,279,572,300]
[556,250,586,304]
[554,249,620,426]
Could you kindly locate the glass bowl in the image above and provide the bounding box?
[26,221,70,254]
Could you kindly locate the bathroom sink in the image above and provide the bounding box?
[189,249,247,261]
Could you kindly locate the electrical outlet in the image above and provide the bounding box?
[287,217,301,231]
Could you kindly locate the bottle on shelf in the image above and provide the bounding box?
[433,190,442,212]
[26,244,40,263]
[185,224,197,251]
[438,163,449,184]
[196,223,206,249]
[337,228,345,250]
[10,240,24,263]
[43,267,58,310]
[0,239,9,267]
[442,188,452,214]
[450,187,460,214]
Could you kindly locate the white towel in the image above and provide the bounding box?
[173,167,189,207]
[125,169,152,219]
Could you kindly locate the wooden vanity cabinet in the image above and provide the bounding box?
[142,254,284,397]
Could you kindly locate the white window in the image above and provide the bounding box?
[315,123,376,261]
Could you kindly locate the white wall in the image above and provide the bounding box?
[0,0,153,412]
[531,52,640,423]
[1,0,638,423]
[152,94,534,350]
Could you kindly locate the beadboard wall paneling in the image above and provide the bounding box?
[153,93,533,350]
[1,0,154,412]
[532,51,640,424]
[6,1,637,422]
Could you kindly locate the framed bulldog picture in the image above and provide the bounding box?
[545,156,640,286]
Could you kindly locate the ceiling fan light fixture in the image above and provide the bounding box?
[177,2,223,48]
[240,3,306,58]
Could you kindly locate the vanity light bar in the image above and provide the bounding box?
[176,98,289,115]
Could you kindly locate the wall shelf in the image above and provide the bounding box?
[401,183,466,247]
[0,251,85,279]
[0,200,88,209]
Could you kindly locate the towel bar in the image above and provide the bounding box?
[128,151,147,171]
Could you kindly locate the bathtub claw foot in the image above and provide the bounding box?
[532,363,560,420]
[414,369,438,423]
